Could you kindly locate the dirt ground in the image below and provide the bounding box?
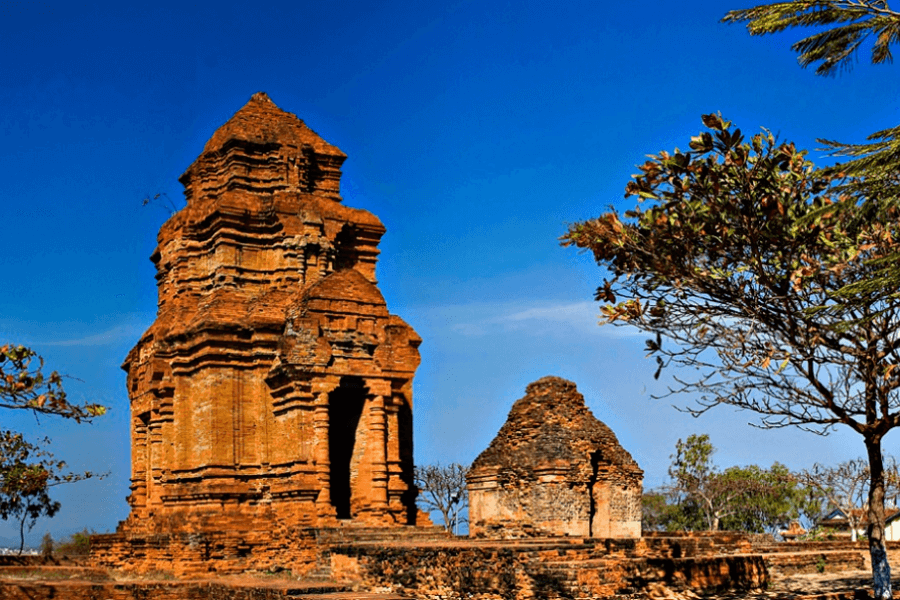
[643,570,880,600]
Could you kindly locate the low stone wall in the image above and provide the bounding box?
[91,528,318,577]
[326,539,769,599]
[641,532,754,558]
[764,550,866,578]
[0,556,60,566]
[0,580,349,600]
[9,533,892,599]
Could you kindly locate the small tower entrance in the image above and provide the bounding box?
[328,377,367,519]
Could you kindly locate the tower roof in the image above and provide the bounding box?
[471,376,641,474]
[201,92,345,158]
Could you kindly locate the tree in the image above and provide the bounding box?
[0,345,105,421]
[40,532,53,558]
[719,463,819,534]
[415,463,469,534]
[0,345,106,550]
[562,114,900,598]
[667,434,721,531]
[724,1,900,200]
[0,431,97,553]
[717,2,900,595]
[660,434,812,533]
[641,490,682,532]
[725,1,900,305]
[800,457,900,540]
[53,528,93,557]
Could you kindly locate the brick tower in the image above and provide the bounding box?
[98,93,422,574]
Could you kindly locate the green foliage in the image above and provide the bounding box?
[0,432,99,553]
[579,4,900,593]
[563,114,900,434]
[804,525,839,540]
[725,2,900,205]
[0,345,105,422]
[646,434,816,534]
[718,463,821,534]
[54,528,92,557]
[563,111,900,598]
[642,489,704,532]
[40,532,53,558]
[724,1,900,76]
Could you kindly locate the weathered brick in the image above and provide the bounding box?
[95,93,422,575]
[468,377,643,539]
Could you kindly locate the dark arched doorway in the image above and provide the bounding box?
[328,377,367,519]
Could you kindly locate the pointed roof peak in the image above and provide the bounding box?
[249,91,275,105]
[201,93,345,158]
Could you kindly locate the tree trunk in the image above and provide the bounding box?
[866,437,892,600]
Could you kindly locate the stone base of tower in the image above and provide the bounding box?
[91,519,443,578]
[91,492,433,576]
[90,529,319,578]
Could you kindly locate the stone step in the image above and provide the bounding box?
[289,594,407,600]
[765,549,866,577]
[0,579,356,599]
[755,541,864,553]
[316,526,451,545]
[0,565,111,580]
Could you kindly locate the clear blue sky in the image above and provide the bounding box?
[1,0,898,544]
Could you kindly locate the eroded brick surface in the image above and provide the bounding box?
[326,534,771,598]
[468,377,644,538]
[94,93,422,575]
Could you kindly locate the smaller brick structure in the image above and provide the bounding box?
[467,376,643,538]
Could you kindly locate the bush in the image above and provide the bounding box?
[40,532,53,558]
[54,529,92,556]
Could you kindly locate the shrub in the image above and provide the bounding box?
[54,529,92,556]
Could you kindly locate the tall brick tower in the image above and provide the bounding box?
[101,93,422,574]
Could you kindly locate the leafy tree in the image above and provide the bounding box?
[667,434,720,530]
[562,114,900,597]
[719,463,819,534]
[642,491,682,532]
[721,3,900,595]
[0,345,105,421]
[725,1,900,311]
[660,434,812,533]
[54,528,93,557]
[0,432,97,553]
[40,531,53,558]
[0,345,106,551]
[415,463,469,534]
[724,1,900,201]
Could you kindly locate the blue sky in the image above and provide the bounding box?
[1,0,898,544]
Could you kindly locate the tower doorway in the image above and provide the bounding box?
[328,378,366,519]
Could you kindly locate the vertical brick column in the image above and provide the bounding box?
[385,398,402,514]
[313,391,333,518]
[130,414,149,513]
[370,394,389,513]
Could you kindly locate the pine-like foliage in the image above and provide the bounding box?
[725,1,900,200]
[724,1,900,76]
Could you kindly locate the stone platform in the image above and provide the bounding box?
[4,533,899,599]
